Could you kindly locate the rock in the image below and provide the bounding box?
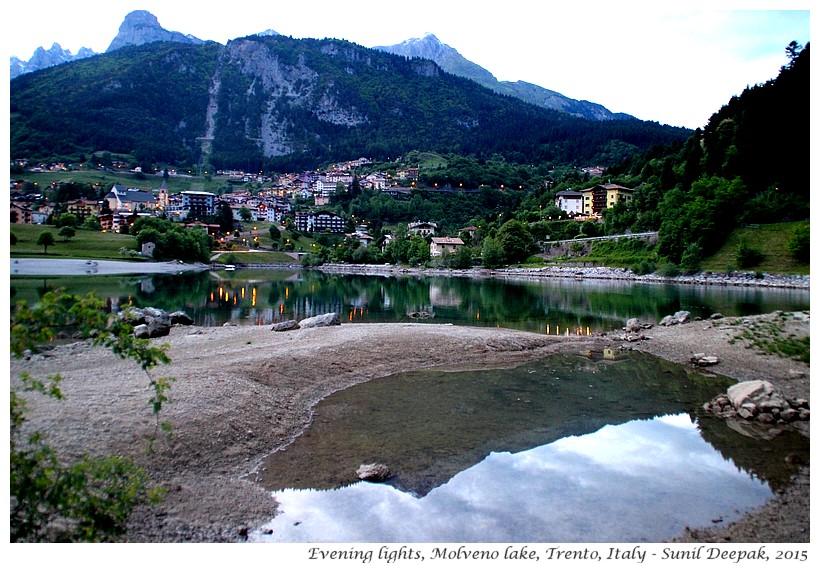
[727,380,788,412]
[673,310,691,324]
[706,379,808,427]
[169,311,194,325]
[133,316,171,339]
[625,318,642,333]
[709,313,724,320]
[298,313,341,329]
[271,320,299,332]
[691,353,720,367]
[659,315,677,326]
[356,463,390,482]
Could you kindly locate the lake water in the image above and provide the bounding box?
[10,268,810,335]
[249,352,809,543]
[11,268,809,541]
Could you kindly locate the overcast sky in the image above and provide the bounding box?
[3,0,812,129]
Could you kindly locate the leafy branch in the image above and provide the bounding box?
[10,288,174,542]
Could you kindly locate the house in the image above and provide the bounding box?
[554,190,584,215]
[579,183,634,216]
[409,221,437,237]
[105,185,157,212]
[430,237,465,257]
[347,232,374,247]
[65,199,100,221]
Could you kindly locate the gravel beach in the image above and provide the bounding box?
[10,309,810,543]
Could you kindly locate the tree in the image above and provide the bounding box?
[58,226,76,241]
[36,231,55,254]
[10,290,171,541]
[56,213,79,228]
[496,220,535,264]
[216,202,234,234]
[239,207,252,222]
[481,237,505,269]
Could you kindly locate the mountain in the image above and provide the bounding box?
[10,43,95,79]
[375,33,633,121]
[106,10,205,52]
[10,35,690,172]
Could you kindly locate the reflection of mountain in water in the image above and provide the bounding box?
[254,351,805,497]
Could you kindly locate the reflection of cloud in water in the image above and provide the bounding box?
[251,414,772,543]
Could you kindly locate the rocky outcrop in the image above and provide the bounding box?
[704,380,810,425]
[106,10,204,53]
[120,307,194,339]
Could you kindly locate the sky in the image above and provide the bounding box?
[2,1,812,128]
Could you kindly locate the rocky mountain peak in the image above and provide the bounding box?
[106,10,204,53]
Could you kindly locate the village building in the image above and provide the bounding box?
[579,183,634,216]
[409,221,438,237]
[105,185,157,213]
[429,236,465,257]
[554,190,584,215]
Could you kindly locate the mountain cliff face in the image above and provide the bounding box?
[10,35,690,171]
[106,10,205,52]
[376,33,633,121]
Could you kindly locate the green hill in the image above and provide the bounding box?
[700,222,809,275]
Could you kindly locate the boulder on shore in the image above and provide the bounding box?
[356,463,391,482]
[271,320,299,332]
[298,312,341,329]
[703,379,810,425]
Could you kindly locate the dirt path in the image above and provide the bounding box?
[10,313,809,543]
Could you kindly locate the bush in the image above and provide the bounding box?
[657,263,681,277]
[735,237,763,269]
[632,260,656,276]
[787,223,809,262]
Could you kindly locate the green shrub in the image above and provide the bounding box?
[735,237,763,269]
[786,223,809,262]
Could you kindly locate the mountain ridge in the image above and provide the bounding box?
[375,33,633,121]
[10,34,690,172]
[12,11,626,123]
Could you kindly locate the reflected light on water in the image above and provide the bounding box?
[250,414,772,543]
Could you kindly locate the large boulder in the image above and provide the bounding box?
[298,313,341,329]
[169,310,194,325]
[356,463,391,482]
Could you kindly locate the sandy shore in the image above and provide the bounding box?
[10,310,809,543]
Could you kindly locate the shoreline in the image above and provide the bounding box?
[315,263,810,290]
[10,257,810,290]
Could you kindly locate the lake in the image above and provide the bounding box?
[10,268,810,335]
[248,352,808,542]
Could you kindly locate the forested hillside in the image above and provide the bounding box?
[10,35,690,172]
[600,43,809,267]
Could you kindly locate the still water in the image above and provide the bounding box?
[10,268,810,335]
[249,352,808,543]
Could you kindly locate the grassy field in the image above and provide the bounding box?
[700,222,809,275]
[12,169,256,195]
[10,224,146,261]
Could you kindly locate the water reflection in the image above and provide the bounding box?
[10,270,809,334]
[250,354,807,543]
[250,414,773,543]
